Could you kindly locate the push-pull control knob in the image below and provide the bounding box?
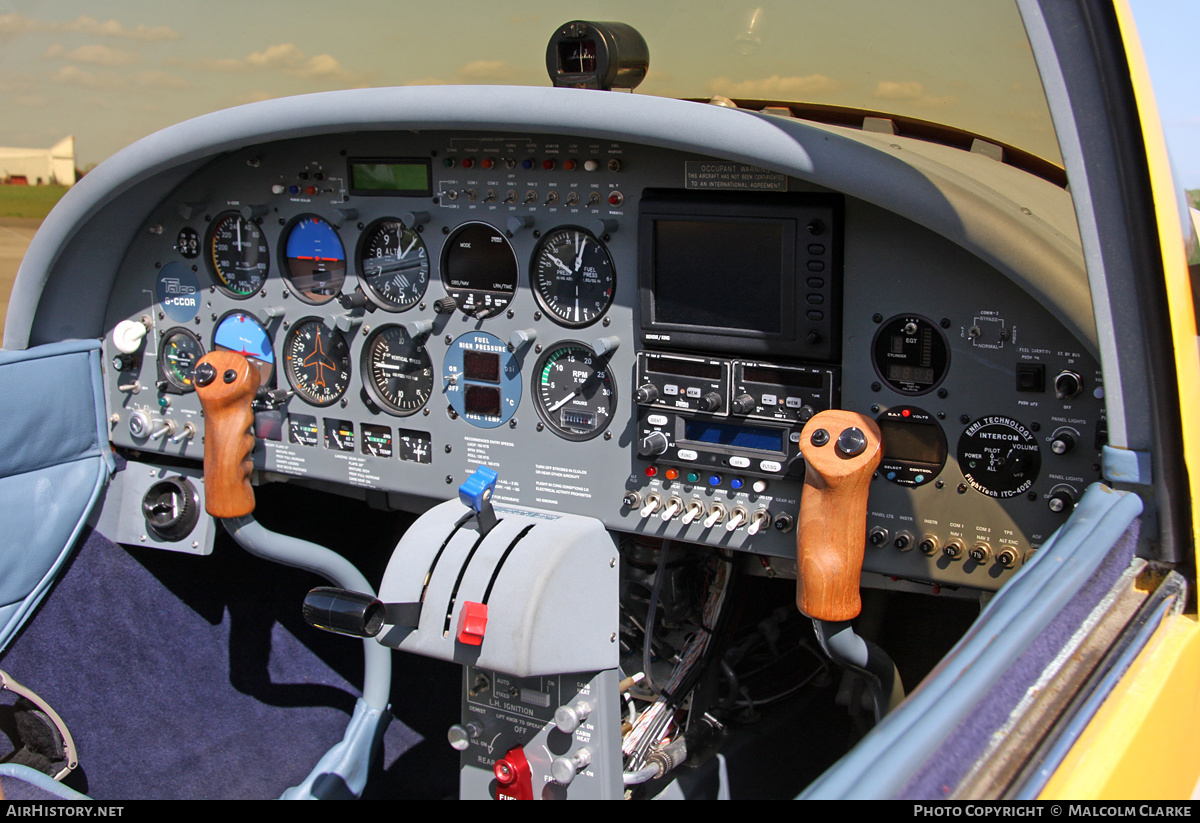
[447,721,484,751]
[551,748,592,786]
[639,431,669,457]
[554,700,593,734]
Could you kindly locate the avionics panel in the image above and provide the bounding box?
[637,190,842,362]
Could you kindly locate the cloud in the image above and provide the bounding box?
[402,60,522,86]
[44,43,142,67]
[0,13,180,41]
[52,64,189,90]
[13,95,49,108]
[196,43,368,83]
[706,74,842,99]
[873,80,957,107]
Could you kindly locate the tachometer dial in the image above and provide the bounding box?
[282,215,346,304]
[362,324,434,416]
[206,211,269,297]
[441,222,518,318]
[531,226,615,328]
[532,342,617,441]
[357,219,429,311]
[282,318,352,406]
[957,415,1041,498]
[157,327,205,393]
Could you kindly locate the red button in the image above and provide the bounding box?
[456,601,488,645]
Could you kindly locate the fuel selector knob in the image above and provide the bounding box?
[639,431,669,457]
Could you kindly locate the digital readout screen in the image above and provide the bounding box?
[463,350,501,383]
[647,356,722,381]
[878,419,946,464]
[652,219,785,334]
[887,364,936,385]
[348,159,432,196]
[465,385,501,417]
[683,419,784,453]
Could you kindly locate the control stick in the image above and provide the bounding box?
[796,410,904,720]
[193,350,392,799]
[193,351,259,518]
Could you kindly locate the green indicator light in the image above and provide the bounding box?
[686,472,700,483]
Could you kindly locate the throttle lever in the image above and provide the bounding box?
[795,410,882,622]
[193,351,260,518]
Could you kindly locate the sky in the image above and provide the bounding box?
[0,1,1194,187]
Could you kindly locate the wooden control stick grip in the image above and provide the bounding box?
[796,410,883,622]
[193,351,260,518]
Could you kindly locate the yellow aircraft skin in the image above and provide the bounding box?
[1040,0,1200,801]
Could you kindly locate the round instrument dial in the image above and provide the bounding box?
[441,222,518,318]
[282,215,346,304]
[212,310,274,386]
[362,325,434,416]
[871,314,950,395]
[357,219,429,311]
[957,415,1041,498]
[206,211,269,297]
[531,226,615,328]
[158,327,205,392]
[532,342,617,441]
[282,318,352,406]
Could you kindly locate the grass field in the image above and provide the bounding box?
[0,185,69,219]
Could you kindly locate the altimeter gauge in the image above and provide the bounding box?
[357,218,430,311]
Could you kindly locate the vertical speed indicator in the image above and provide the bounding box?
[532,342,617,441]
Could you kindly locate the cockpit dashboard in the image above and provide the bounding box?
[82,88,1105,594]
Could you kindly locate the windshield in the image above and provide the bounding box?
[0,0,1060,169]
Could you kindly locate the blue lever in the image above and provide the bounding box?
[459,466,499,534]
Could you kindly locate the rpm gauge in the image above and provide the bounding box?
[206,211,269,298]
[362,324,434,416]
[531,226,615,328]
[282,318,352,407]
[357,218,429,311]
[532,342,617,441]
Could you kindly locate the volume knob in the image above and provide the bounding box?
[698,392,723,413]
[634,384,659,404]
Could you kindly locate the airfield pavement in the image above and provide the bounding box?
[0,217,39,343]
